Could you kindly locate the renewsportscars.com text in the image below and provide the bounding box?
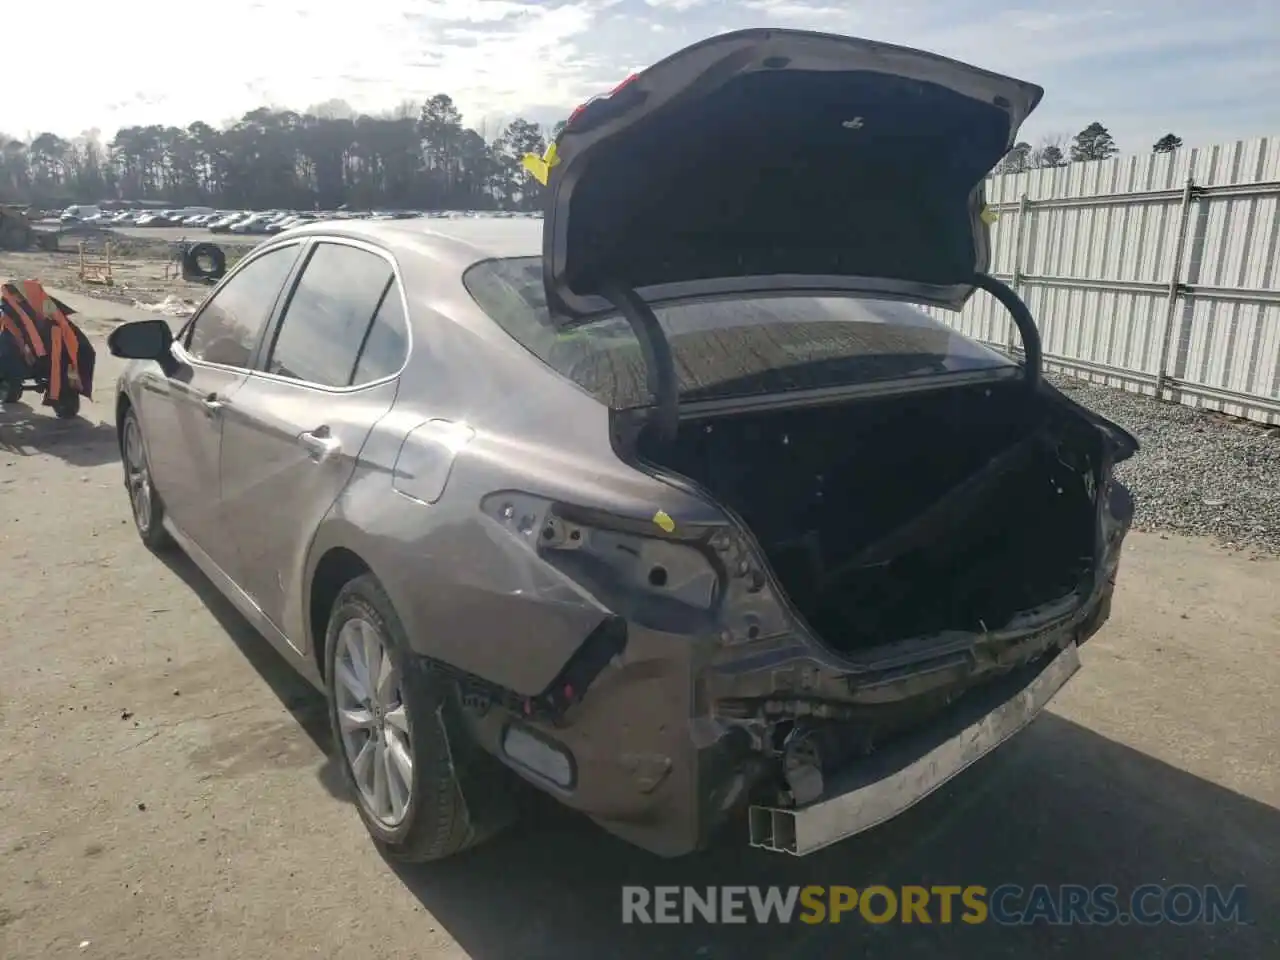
[621,884,1249,926]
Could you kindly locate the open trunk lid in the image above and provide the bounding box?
[539,29,1043,322]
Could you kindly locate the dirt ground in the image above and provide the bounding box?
[1,229,250,312]
[0,292,1277,960]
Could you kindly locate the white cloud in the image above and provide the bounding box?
[1,0,1277,153]
[0,0,615,138]
[643,0,706,10]
[742,0,850,21]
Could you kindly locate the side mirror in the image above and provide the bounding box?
[108,319,173,360]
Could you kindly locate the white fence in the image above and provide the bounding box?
[932,137,1280,425]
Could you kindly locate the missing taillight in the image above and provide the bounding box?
[563,73,644,135]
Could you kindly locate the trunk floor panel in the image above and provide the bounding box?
[640,382,1101,654]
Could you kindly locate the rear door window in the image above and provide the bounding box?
[264,242,399,388]
[352,285,409,385]
[185,244,300,368]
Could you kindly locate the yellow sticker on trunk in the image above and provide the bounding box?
[652,510,675,533]
[521,142,560,186]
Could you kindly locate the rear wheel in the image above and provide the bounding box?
[121,408,172,551]
[325,574,488,862]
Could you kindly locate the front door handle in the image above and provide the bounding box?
[201,393,225,415]
[299,426,341,461]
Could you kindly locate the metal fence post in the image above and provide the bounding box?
[1154,175,1196,397]
[1006,193,1030,353]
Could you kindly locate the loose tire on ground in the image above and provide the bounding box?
[120,406,173,551]
[324,573,490,862]
[182,242,227,282]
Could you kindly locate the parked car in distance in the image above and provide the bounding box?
[60,204,102,223]
[266,213,319,233]
[107,29,1136,864]
[208,213,249,233]
[229,212,278,234]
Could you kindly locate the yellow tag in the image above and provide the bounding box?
[980,205,999,225]
[652,510,675,533]
[520,142,560,186]
[521,154,549,185]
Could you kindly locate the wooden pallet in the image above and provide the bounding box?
[78,241,113,285]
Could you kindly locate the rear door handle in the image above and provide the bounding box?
[299,426,341,461]
[201,393,225,414]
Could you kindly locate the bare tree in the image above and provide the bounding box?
[1032,133,1069,168]
[997,141,1033,175]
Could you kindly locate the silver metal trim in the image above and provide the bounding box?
[748,641,1081,856]
[179,235,414,392]
[989,271,1280,305]
[985,180,1280,212]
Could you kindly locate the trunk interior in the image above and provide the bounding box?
[637,379,1103,653]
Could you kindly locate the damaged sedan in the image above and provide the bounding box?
[107,28,1136,861]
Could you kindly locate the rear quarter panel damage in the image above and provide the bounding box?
[307,389,721,697]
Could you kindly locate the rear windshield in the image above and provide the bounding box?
[463,256,1013,409]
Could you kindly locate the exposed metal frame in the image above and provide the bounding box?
[749,642,1081,856]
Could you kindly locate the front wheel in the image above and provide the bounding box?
[0,380,21,404]
[120,407,172,551]
[325,574,494,862]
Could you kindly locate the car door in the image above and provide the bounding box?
[216,238,409,649]
[137,242,302,566]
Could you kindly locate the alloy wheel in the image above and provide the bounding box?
[333,618,414,826]
[123,417,153,532]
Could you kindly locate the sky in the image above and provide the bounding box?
[4,0,1278,155]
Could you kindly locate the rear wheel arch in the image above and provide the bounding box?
[308,546,373,679]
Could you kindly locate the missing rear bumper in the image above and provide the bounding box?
[748,640,1081,855]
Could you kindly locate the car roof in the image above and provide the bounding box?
[281,216,542,268]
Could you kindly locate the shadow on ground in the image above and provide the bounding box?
[166,547,1280,960]
[156,547,349,801]
[395,716,1278,960]
[0,401,119,467]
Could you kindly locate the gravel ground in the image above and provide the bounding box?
[1051,373,1280,555]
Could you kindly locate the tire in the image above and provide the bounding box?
[182,242,227,282]
[52,391,80,419]
[325,574,485,862]
[120,407,172,551]
[1,380,21,404]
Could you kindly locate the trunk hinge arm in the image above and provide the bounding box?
[970,273,1043,391]
[599,283,679,442]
